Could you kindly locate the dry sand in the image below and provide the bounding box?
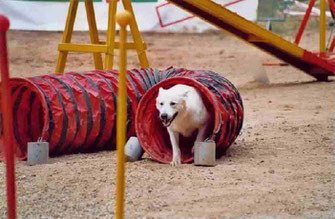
[0,30,334,218]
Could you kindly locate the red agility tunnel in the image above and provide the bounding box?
[0,70,153,160]
[135,68,244,164]
[0,68,243,163]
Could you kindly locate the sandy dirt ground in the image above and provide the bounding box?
[0,29,334,218]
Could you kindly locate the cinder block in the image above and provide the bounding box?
[194,141,216,166]
[27,142,49,165]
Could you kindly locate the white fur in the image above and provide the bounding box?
[156,84,210,166]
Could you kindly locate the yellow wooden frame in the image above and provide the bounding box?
[55,0,149,73]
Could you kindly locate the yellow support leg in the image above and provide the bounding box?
[122,0,149,68]
[320,0,326,54]
[105,0,118,70]
[115,10,131,219]
[85,0,103,69]
[55,0,79,73]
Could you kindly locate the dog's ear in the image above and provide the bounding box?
[159,87,165,94]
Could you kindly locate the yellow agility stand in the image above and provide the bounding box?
[115,10,131,219]
[55,0,149,73]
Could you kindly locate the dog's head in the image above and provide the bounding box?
[156,87,188,127]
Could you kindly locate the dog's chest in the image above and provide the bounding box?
[171,118,197,137]
[173,125,196,137]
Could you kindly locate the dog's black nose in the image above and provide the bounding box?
[160,113,168,120]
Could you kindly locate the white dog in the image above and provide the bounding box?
[156,84,210,166]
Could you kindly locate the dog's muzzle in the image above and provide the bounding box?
[160,112,178,127]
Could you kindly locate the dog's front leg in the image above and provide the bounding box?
[196,125,207,142]
[192,125,208,153]
[167,128,181,166]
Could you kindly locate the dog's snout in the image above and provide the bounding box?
[160,113,168,120]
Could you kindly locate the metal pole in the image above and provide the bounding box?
[115,10,131,219]
[0,15,16,219]
[295,0,317,45]
[328,0,335,17]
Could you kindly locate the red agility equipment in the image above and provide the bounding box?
[0,69,150,159]
[0,15,9,32]
[0,68,243,165]
[0,14,16,219]
[136,68,244,164]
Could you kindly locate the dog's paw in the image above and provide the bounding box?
[170,156,181,166]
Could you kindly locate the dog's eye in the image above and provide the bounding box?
[170,102,176,106]
[159,102,163,106]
